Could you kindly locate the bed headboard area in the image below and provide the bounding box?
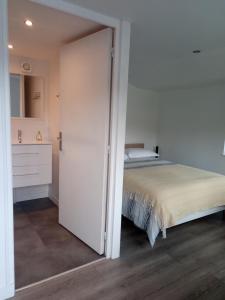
[125,143,144,149]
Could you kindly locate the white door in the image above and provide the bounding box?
[59,28,112,254]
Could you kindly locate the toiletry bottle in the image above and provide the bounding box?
[36,131,42,143]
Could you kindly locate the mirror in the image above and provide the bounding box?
[10,73,44,118]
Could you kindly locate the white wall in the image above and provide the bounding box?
[158,84,225,175]
[125,84,159,150]
[11,118,49,144]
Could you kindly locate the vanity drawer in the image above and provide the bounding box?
[12,145,52,166]
[13,165,52,188]
[12,144,52,188]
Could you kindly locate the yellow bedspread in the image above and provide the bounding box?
[123,164,225,228]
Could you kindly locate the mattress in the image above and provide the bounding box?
[123,161,225,246]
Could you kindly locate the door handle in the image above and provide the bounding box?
[57,132,62,151]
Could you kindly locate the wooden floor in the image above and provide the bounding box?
[13,213,225,300]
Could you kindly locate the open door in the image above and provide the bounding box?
[59,28,113,254]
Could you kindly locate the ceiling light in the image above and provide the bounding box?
[192,49,201,54]
[8,44,13,49]
[25,19,33,27]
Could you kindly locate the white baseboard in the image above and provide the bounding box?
[49,194,59,206]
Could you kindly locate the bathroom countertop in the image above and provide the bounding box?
[12,142,52,145]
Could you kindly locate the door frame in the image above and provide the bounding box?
[0,0,130,298]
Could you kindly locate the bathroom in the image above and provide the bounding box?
[9,0,111,289]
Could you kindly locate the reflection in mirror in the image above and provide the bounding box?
[10,74,43,118]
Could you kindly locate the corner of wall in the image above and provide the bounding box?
[126,83,160,150]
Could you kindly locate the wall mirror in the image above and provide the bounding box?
[10,73,44,118]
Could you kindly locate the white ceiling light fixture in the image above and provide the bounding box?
[8,44,13,49]
[24,19,33,27]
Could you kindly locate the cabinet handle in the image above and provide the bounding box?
[13,153,39,155]
[13,173,39,176]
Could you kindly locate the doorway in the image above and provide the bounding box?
[1,0,130,298]
[9,0,113,289]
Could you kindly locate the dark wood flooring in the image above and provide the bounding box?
[14,198,101,289]
[13,212,225,299]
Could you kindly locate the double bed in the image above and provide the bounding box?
[123,144,225,246]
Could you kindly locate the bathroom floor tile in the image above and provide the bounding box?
[20,197,55,212]
[14,198,101,289]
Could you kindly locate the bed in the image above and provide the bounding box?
[123,143,225,246]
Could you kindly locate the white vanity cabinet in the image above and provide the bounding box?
[12,144,52,188]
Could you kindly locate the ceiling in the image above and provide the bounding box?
[8,0,103,60]
[64,0,225,90]
[9,0,225,90]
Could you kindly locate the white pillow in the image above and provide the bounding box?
[125,148,159,159]
[124,153,129,161]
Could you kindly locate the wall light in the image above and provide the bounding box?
[8,44,13,49]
